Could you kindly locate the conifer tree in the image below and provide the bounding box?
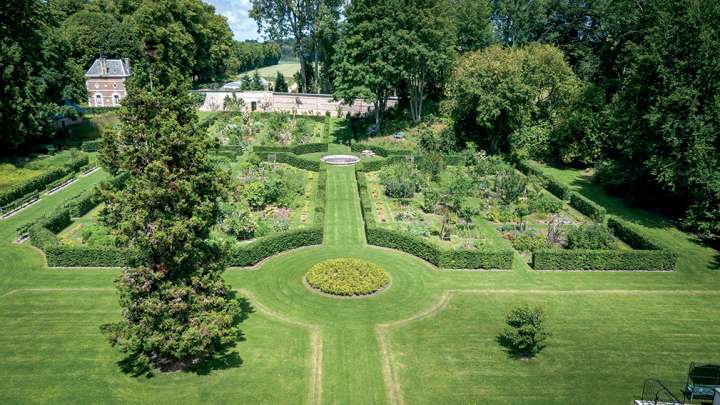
[99,66,242,373]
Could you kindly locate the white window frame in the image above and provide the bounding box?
[94,93,103,107]
[112,93,121,107]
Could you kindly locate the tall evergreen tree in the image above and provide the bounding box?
[274,71,289,92]
[99,66,242,372]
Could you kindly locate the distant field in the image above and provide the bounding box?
[240,60,300,82]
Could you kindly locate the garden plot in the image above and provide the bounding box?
[206,111,334,150]
[364,152,672,270]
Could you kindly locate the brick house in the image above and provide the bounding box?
[85,58,131,107]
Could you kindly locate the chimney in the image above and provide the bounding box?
[100,58,107,76]
[123,58,131,75]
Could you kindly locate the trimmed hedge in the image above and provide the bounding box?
[516,160,571,200]
[253,143,328,155]
[45,245,136,267]
[1,192,40,215]
[533,249,676,271]
[569,192,606,222]
[533,217,676,271]
[350,143,413,157]
[229,227,323,266]
[256,151,321,171]
[357,171,513,269]
[314,168,327,224]
[64,190,100,217]
[607,217,663,250]
[365,227,513,269]
[360,155,407,172]
[515,160,606,222]
[81,139,102,152]
[291,143,328,155]
[0,154,90,208]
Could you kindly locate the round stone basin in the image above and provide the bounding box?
[321,155,360,165]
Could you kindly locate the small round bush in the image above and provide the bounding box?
[305,259,389,296]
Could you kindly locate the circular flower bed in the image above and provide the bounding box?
[305,258,389,297]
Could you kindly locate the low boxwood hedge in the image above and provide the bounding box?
[359,155,407,172]
[314,168,327,224]
[516,160,571,200]
[356,170,512,269]
[0,154,90,208]
[229,227,323,266]
[253,143,328,155]
[81,139,102,152]
[45,245,136,267]
[533,249,676,271]
[350,143,413,157]
[533,216,676,271]
[607,217,661,250]
[64,190,100,217]
[365,227,513,269]
[256,151,321,171]
[568,192,606,222]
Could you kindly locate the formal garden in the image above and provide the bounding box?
[3,0,720,403]
[0,112,717,403]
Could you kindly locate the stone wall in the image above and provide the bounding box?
[197,91,398,117]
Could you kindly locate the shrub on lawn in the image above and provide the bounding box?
[305,258,389,296]
[498,305,550,357]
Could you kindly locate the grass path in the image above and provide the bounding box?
[323,165,365,247]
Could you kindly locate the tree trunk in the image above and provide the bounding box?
[296,40,307,93]
[409,71,425,123]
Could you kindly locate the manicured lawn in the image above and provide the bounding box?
[0,160,718,404]
[389,291,720,404]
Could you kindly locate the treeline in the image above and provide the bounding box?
[280,0,717,236]
[227,41,282,75]
[445,0,719,237]
[1,0,234,153]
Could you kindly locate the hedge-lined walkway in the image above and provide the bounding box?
[323,165,365,247]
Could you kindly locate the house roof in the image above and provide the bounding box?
[85,58,131,78]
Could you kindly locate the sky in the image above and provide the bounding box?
[206,0,263,41]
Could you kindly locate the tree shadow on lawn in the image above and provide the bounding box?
[495,334,543,361]
[117,296,255,378]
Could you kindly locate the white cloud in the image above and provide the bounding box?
[205,0,263,41]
